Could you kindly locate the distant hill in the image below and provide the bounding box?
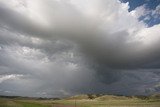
[0,95,60,100]
[66,93,160,100]
[150,93,160,99]
[67,94,129,100]
[95,95,131,100]
[1,93,160,100]
[67,94,90,100]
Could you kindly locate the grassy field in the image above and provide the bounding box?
[54,98,160,107]
[0,95,160,107]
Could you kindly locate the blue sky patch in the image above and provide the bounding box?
[121,0,160,26]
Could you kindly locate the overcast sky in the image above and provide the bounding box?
[0,0,160,98]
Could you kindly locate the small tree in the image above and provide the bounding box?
[87,94,94,99]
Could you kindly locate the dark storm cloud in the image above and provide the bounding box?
[0,0,160,97]
[1,0,160,69]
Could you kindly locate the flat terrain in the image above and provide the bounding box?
[0,95,160,107]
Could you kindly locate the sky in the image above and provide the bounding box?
[0,0,160,98]
[122,0,160,26]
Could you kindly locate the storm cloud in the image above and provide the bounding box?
[0,0,160,97]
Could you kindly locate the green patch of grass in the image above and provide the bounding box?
[17,102,48,107]
[0,99,49,107]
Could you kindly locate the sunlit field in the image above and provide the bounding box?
[0,95,160,107]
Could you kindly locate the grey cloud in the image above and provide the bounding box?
[0,0,159,69]
[0,3,51,39]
